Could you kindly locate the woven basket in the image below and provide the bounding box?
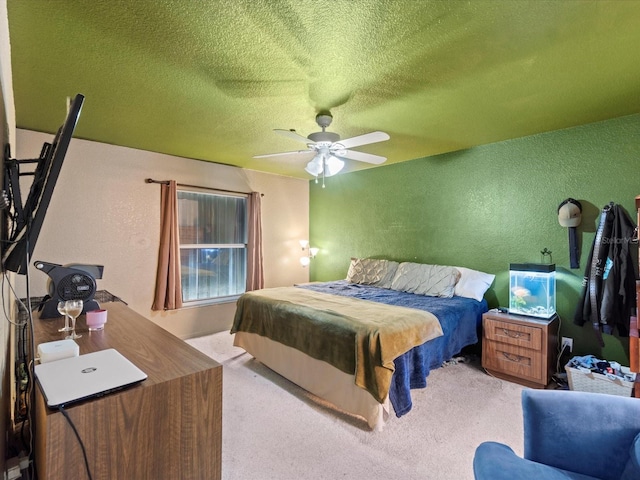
[565,365,634,397]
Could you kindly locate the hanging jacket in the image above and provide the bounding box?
[574,203,637,346]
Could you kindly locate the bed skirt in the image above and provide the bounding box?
[234,331,390,430]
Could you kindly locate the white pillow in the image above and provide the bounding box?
[346,258,399,288]
[390,262,460,298]
[453,267,495,302]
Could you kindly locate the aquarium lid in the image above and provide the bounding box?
[510,263,556,273]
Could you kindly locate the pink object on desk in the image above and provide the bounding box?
[86,309,108,331]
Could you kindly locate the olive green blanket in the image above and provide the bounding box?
[231,287,443,403]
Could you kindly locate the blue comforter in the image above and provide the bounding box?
[298,281,488,417]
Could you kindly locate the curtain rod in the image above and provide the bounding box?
[145,178,263,197]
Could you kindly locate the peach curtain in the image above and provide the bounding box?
[152,180,183,310]
[246,192,264,291]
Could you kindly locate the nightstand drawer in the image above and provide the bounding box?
[483,342,544,383]
[484,318,542,350]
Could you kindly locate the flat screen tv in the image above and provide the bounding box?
[2,94,85,274]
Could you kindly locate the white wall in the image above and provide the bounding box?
[14,129,310,338]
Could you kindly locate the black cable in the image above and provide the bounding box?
[24,240,38,480]
[58,405,93,480]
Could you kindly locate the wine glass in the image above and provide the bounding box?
[65,299,83,339]
[57,301,72,332]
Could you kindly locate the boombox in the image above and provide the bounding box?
[34,261,104,319]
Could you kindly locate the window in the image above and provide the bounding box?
[178,189,247,304]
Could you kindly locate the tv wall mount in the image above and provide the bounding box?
[3,143,51,228]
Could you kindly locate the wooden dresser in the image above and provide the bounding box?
[32,301,222,480]
[482,310,559,388]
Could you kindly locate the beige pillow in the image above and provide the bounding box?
[346,258,399,288]
[390,262,460,298]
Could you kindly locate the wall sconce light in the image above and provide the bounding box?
[299,240,319,267]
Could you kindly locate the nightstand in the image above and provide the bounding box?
[482,311,559,388]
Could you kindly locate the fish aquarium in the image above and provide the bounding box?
[509,263,556,319]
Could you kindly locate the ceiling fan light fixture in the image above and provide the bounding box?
[305,157,323,177]
[324,155,344,177]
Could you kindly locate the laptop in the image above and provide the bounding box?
[35,348,148,408]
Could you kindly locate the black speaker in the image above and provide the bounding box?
[34,261,104,319]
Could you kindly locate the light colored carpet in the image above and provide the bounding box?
[187,332,525,480]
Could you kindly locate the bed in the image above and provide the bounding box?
[231,259,492,430]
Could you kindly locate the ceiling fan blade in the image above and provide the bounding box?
[274,129,311,144]
[336,131,390,149]
[339,149,387,165]
[253,149,310,159]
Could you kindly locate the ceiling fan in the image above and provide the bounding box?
[253,112,390,183]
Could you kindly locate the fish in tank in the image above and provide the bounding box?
[509,263,556,318]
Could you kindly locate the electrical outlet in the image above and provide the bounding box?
[561,337,573,352]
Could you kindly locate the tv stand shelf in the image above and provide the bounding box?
[32,301,222,480]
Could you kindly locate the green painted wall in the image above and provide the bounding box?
[309,113,640,365]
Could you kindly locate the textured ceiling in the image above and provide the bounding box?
[7,0,640,179]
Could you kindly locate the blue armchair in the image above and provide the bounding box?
[473,389,640,480]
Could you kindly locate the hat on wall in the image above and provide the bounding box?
[558,198,582,227]
[558,198,582,269]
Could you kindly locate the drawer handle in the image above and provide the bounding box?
[502,352,524,363]
[501,328,522,339]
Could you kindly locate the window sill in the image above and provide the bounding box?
[181,294,242,308]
